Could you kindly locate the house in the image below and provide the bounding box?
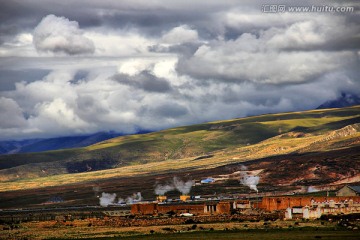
[201,178,215,184]
[336,185,360,196]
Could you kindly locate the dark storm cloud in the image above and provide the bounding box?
[151,103,188,118]
[2,1,356,48]
[100,10,202,36]
[113,71,172,93]
[0,0,246,45]
[76,95,109,116]
[0,0,47,38]
[0,25,18,45]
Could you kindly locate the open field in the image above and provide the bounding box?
[119,230,360,240]
[1,219,359,240]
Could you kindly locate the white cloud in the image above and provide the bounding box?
[267,20,325,48]
[221,10,318,32]
[0,33,37,57]
[177,22,358,84]
[118,58,158,75]
[0,1,359,140]
[30,98,90,130]
[10,71,78,112]
[86,30,155,57]
[161,25,199,45]
[0,65,358,140]
[33,14,95,55]
[0,97,27,129]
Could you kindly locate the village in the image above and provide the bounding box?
[1,185,360,224]
[129,185,360,220]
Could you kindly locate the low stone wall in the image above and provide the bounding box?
[131,201,233,216]
[260,196,360,211]
[131,202,205,215]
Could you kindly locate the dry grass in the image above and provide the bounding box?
[1,219,355,240]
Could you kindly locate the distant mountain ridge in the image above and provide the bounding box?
[0,139,42,154]
[0,132,122,155]
[1,92,359,155]
[0,105,359,182]
[317,93,360,109]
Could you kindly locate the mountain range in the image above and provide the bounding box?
[0,132,122,155]
[1,94,359,155]
[0,105,359,209]
[317,93,360,109]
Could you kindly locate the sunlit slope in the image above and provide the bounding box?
[89,106,360,149]
[85,106,360,158]
[1,124,359,192]
[0,106,359,182]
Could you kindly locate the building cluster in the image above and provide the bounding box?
[131,185,360,219]
[262,196,360,219]
[1,186,359,226]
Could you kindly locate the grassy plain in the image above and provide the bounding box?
[2,219,360,240]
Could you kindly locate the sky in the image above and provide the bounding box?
[0,0,359,140]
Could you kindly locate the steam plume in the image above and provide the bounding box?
[99,192,116,207]
[239,165,260,193]
[126,192,143,204]
[154,177,194,195]
[173,177,194,195]
[99,192,142,206]
[155,184,175,195]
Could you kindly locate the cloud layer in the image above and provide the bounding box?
[33,15,95,55]
[0,0,359,140]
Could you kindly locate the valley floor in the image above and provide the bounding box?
[1,219,359,240]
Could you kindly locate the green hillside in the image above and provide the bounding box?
[0,106,359,186]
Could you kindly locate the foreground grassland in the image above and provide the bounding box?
[122,231,360,240]
[1,219,360,240]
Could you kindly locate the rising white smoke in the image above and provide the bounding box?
[99,192,117,207]
[126,192,143,204]
[99,192,143,206]
[117,197,126,204]
[173,177,194,195]
[155,183,175,195]
[239,165,260,193]
[154,177,194,195]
